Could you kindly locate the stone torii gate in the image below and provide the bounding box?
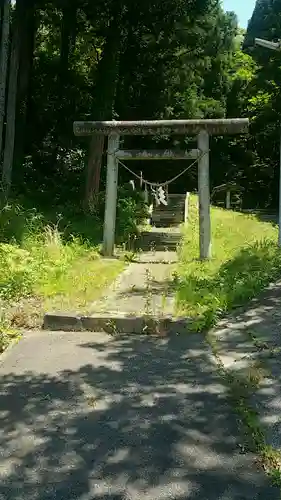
[73,118,249,259]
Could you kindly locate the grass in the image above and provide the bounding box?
[0,204,126,351]
[41,256,124,313]
[176,195,281,331]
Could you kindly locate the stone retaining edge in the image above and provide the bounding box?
[43,313,189,335]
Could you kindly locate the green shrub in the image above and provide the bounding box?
[0,199,127,351]
[0,244,34,300]
[116,185,148,246]
[0,203,44,244]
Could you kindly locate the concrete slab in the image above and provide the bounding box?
[89,250,177,317]
[0,331,277,500]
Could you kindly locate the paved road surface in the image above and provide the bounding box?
[0,331,278,500]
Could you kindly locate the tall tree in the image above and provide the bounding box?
[0,0,10,159]
[85,14,122,208]
[14,0,36,170]
[2,0,20,198]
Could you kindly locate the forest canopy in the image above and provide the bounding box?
[0,0,280,210]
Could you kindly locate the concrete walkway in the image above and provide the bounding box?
[90,250,177,317]
[44,227,183,332]
[0,330,277,500]
[90,227,182,318]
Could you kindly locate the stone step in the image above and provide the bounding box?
[151,220,182,226]
[150,227,179,231]
[151,214,184,226]
[154,206,185,213]
[153,195,186,216]
[154,209,184,216]
[153,207,184,213]
[152,211,183,219]
[140,244,179,250]
[152,223,180,229]
[165,201,185,209]
[140,230,181,240]
[168,194,186,200]
[44,312,189,335]
[140,238,181,244]
[137,239,181,250]
[138,237,180,245]
[155,200,185,208]
[151,221,183,226]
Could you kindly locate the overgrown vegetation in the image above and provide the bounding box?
[0,186,148,351]
[0,226,124,352]
[176,196,281,330]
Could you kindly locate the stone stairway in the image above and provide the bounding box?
[135,194,186,251]
[137,227,181,251]
[151,194,186,227]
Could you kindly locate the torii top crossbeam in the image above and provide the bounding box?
[74,118,249,137]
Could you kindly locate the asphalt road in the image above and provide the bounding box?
[0,331,278,500]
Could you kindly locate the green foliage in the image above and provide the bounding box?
[12,0,247,203]
[237,0,281,208]
[0,317,20,354]
[0,203,44,244]
[116,186,148,246]
[0,185,143,305]
[0,219,89,303]
[0,244,34,300]
[0,184,146,351]
[176,196,281,331]
[0,197,130,349]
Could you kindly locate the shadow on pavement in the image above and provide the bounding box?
[0,331,278,499]
[212,280,281,454]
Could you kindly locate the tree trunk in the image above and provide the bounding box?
[0,0,10,159]
[84,18,122,209]
[85,134,104,209]
[2,7,20,199]
[46,2,77,171]
[14,0,36,170]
